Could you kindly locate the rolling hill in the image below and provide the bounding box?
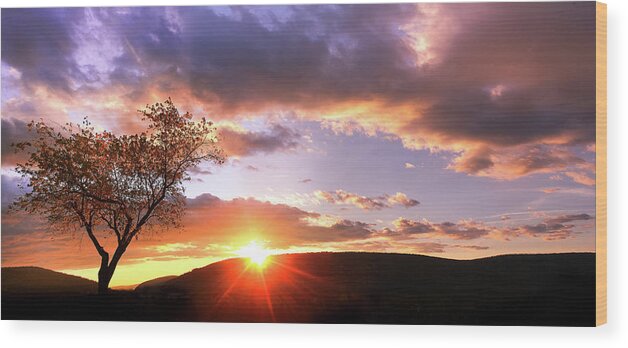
[2,252,595,325]
[135,275,178,293]
[136,252,595,325]
[2,266,97,295]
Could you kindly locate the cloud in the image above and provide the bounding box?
[1,4,595,179]
[145,242,197,253]
[325,220,376,241]
[188,166,213,176]
[508,223,574,241]
[1,8,79,93]
[380,218,493,240]
[1,192,379,269]
[503,213,594,240]
[1,118,37,166]
[314,190,419,210]
[1,175,28,212]
[564,171,595,186]
[448,145,592,180]
[544,213,593,225]
[379,213,593,241]
[219,123,301,157]
[1,178,594,271]
[314,190,386,210]
[386,192,420,208]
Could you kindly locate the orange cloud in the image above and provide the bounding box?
[2,187,594,286]
[1,193,376,271]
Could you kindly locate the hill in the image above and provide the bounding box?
[140,252,595,325]
[2,252,595,325]
[135,275,177,293]
[2,266,97,295]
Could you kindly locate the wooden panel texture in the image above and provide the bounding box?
[596,1,607,327]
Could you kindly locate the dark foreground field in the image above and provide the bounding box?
[2,252,595,326]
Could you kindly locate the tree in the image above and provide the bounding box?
[11,99,225,293]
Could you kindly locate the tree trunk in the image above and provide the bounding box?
[97,253,111,294]
[96,244,127,295]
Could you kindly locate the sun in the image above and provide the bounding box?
[236,241,273,267]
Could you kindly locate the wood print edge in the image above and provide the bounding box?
[595,1,607,327]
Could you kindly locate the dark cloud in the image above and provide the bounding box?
[507,146,589,176]
[406,2,594,177]
[188,166,213,176]
[383,218,494,240]
[327,220,375,241]
[509,223,574,241]
[449,144,592,180]
[219,124,300,157]
[416,87,594,148]
[381,211,593,241]
[1,3,596,179]
[1,118,36,166]
[1,8,82,93]
[415,2,594,141]
[383,218,434,235]
[451,147,495,175]
[504,213,594,240]
[177,5,420,110]
[1,175,26,211]
[544,213,593,225]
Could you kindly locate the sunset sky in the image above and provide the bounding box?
[1,3,597,286]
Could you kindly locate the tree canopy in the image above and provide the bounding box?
[11,99,225,292]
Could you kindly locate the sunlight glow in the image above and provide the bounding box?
[236,241,273,268]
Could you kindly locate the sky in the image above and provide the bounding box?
[1,3,597,286]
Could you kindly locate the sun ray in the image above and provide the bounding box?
[235,240,274,268]
[258,269,276,322]
[213,262,252,307]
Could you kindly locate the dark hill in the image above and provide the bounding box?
[135,275,177,293]
[143,252,595,325]
[2,252,595,325]
[2,266,97,295]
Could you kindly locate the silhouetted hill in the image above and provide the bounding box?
[139,252,595,325]
[2,252,595,326]
[135,275,177,293]
[2,266,97,295]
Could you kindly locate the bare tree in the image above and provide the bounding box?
[11,99,225,293]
